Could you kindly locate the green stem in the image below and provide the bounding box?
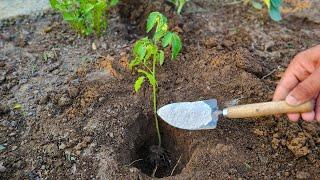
[153,83,161,146]
[152,57,161,146]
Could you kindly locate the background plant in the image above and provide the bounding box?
[248,0,282,21]
[49,0,118,36]
[168,0,188,14]
[130,12,182,146]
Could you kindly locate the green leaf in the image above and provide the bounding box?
[269,6,281,21]
[147,12,160,32]
[251,1,263,10]
[138,69,157,86]
[83,4,95,14]
[133,39,149,59]
[143,44,157,64]
[63,12,76,21]
[177,0,187,14]
[134,76,145,92]
[162,32,173,47]
[12,103,22,110]
[95,1,106,11]
[129,56,143,69]
[109,0,119,6]
[171,33,182,60]
[158,50,165,65]
[146,12,168,33]
[137,45,146,59]
[271,0,282,7]
[49,0,58,9]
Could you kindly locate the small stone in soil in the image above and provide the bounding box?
[58,95,72,107]
[0,105,10,115]
[59,143,66,150]
[0,162,6,172]
[253,129,265,136]
[12,146,18,151]
[296,171,310,179]
[0,71,6,83]
[68,87,79,98]
[28,171,41,180]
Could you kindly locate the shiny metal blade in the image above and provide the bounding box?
[157,99,220,130]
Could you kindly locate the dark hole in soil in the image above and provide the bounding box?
[130,113,192,178]
[118,0,175,40]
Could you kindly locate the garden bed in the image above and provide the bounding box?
[1,0,320,179]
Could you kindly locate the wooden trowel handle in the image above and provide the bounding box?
[224,101,314,119]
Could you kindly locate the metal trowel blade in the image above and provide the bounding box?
[157,99,220,130]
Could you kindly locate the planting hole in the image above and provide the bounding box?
[126,113,192,178]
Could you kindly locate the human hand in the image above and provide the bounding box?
[273,45,320,122]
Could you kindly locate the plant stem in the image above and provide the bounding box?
[152,57,161,146]
[153,83,161,146]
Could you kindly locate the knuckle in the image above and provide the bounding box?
[295,83,314,99]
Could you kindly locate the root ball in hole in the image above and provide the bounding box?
[148,145,171,169]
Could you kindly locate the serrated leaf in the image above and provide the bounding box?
[251,1,263,10]
[138,69,157,86]
[129,57,143,69]
[134,76,145,92]
[171,33,182,60]
[133,40,147,58]
[158,50,165,65]
[162,32,173,47]
[147,12,160,32]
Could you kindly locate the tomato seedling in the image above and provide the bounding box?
[49,0,118,36]
[168,0,188,14]
[249,0,282,21]
[130,12,182,146]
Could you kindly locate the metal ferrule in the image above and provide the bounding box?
[222,108,228,117]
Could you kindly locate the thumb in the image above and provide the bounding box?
[286,68,320,106]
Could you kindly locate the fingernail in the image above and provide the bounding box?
[286,95,300,106]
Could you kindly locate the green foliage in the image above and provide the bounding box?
[49,0,118,36]
[130,12,182,146]
[168,0,188,14]
[250,0,282,21]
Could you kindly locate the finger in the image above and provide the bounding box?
[286,68,320,106]
[273,72,299,101]
[273,45,320,102]
[316,95,320,121]
[301,111,315,122]
[273,55,310,101]
[287,113,300,122]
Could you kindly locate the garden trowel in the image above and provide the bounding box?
[157,99,313,130]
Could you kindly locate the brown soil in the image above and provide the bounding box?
[1,0,320,179]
